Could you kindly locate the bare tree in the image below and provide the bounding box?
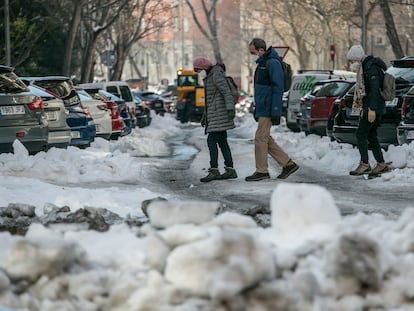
[185,0,222,62]
[78,0,129,83]
[62,0,86,76]
[109,0,172,81]
[377,0,404,58]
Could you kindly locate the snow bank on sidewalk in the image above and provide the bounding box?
[1,182,414,310]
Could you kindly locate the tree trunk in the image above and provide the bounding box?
[377,0,404,59]
[62,0,83,76]
[80,33,99,83]
[111,42,128,81]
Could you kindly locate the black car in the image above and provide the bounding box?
[133,91,170,115]
[397,85,414,145]
[333,84,400,147]
[333,57,414,147]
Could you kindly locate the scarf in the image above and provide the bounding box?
[353,62,366,108]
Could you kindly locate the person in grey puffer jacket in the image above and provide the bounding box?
[193,57,237,182]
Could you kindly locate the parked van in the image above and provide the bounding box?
[286,70,356,132]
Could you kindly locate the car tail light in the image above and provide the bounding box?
[106,101,120,119]
[16,132,25,138]
[401,99,406,118]
[28,97,44,110]
[80,102,92,118]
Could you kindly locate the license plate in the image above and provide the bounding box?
[350,107,362,116]
[71,131,80,139]
[46,111,57,121]
[0,105,25,115]
[154,103,162,108]
[407,131,414,140]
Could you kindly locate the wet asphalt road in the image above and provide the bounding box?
[146,126,413,224]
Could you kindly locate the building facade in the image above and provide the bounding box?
[122,0,241,90]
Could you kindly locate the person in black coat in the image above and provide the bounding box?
[347,45,388,176]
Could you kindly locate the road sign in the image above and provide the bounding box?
[101,50,117,67]
[273,46,290,59]
[330,45,335,61]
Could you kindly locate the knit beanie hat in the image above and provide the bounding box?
[346,45,365,61]
[193,57,213,70]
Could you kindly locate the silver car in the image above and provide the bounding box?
[77,90,112,140]
[0,66,48,154]
[28,85,72,149]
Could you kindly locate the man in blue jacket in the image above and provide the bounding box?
[245,38,299,181]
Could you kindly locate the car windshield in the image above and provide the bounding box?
[99,89,122,101]
[310,84,324,96]
[118,86,133,101]
[0,71,28,93]
[28,85,55,101]
[178,75,198,87]
[387,65,414,83]
[34,80,74,98]
[316,81,353,97]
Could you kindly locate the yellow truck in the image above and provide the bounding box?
[175,67,205,123]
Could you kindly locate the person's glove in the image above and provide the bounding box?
[227,109,235,120]
[271,116,280,125]
[200,113,206,127]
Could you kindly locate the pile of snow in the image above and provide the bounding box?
[1,183,414,310]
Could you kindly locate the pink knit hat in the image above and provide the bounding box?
[193,57,212,70]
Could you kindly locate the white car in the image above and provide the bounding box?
[77,90,112,140]
[78,81,137,127]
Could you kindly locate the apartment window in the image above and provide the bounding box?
[184,17,188,32]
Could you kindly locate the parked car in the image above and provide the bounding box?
[397,85,414,145]
[79,81,137,127]
[21,76,96,148]
[333,84,399,147]
[81,85,151,131]
[28,85,72,149]
[286,69,356,132]
[298,82,325,134]
[133,95,152,128]
[77,90,112,140]
[308,79,355,136]
[236,95,254,114]
[0,66,48,154]
[81,88,128,138]
[333,57,414,147]
[133,91,171,115]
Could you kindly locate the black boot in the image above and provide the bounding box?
[200,168,221,182]
[220,167,238,179]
